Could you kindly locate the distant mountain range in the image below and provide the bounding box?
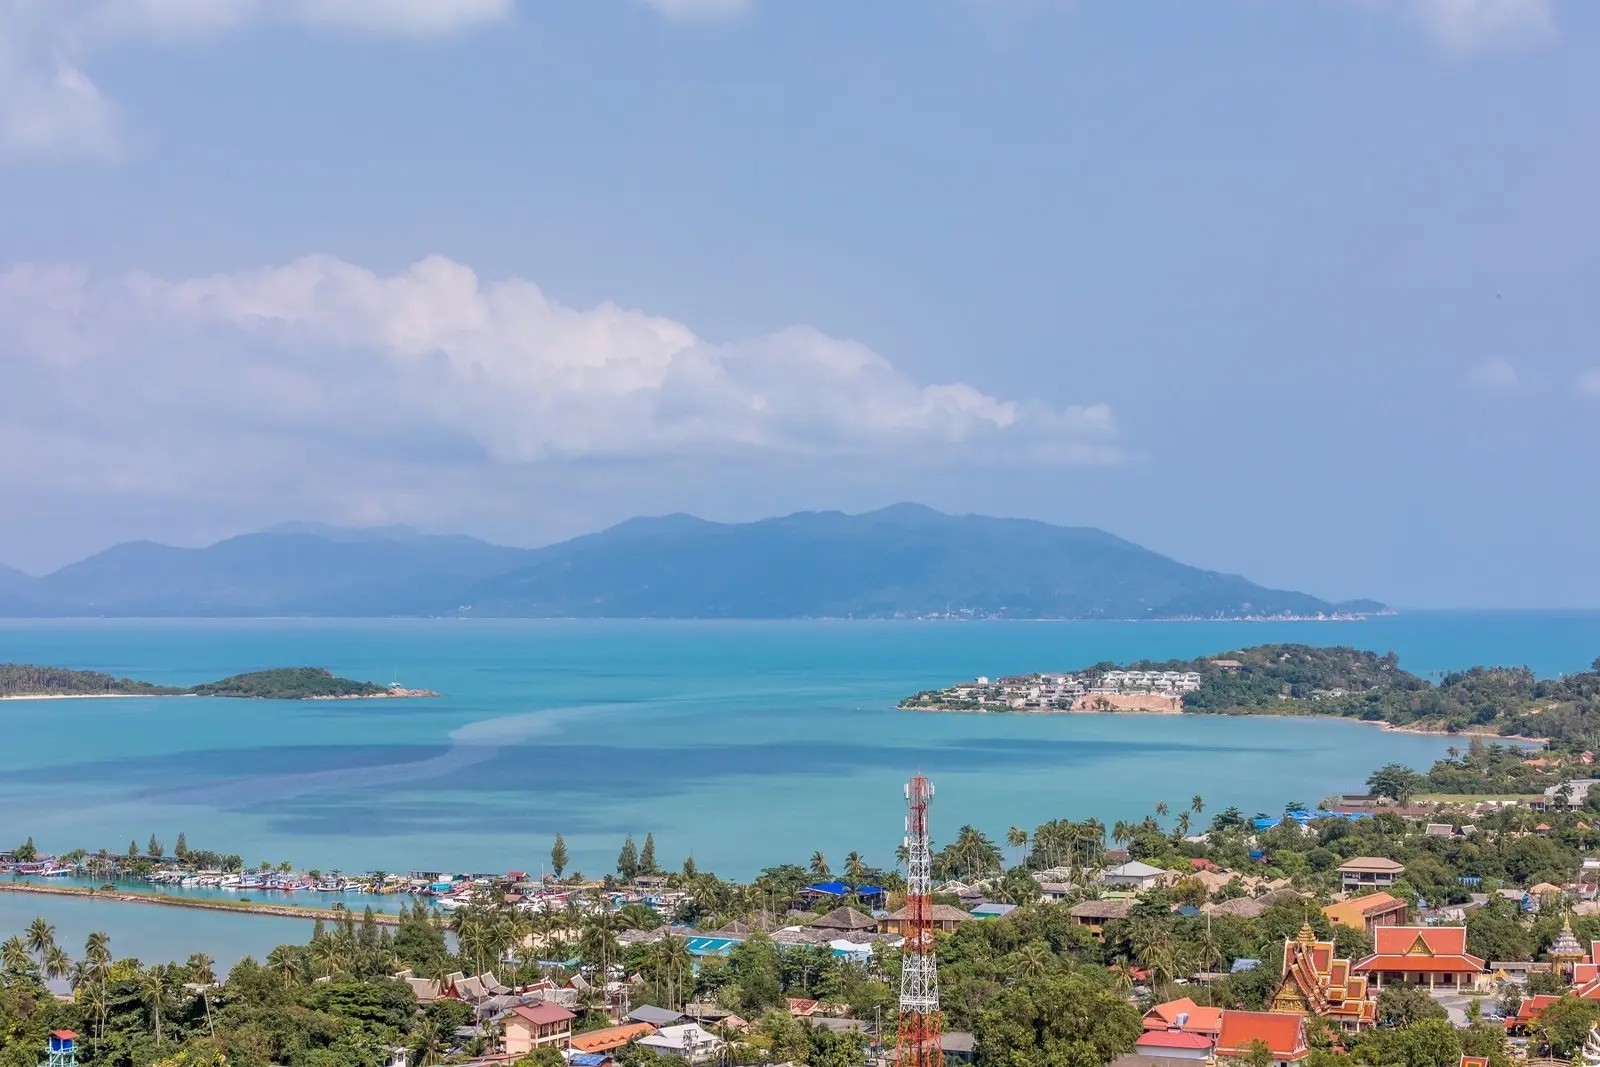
[0,505,1385,620]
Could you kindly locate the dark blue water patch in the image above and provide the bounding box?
[4,744,451,785]
[188,735,1238,839]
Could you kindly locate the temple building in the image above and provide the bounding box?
[1269,924,1377,1030]
[1352,926,1486,990]
[1551,918,1587,979]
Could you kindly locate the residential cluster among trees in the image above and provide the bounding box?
[14,766,1600,1067]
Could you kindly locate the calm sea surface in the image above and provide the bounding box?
[2,613,1597,961]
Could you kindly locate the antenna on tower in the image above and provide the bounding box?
[897,774,942,1067]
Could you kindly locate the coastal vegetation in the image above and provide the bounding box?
[12,781,1600,1067]
[0,665,434,700]
[0,665,184,698]
[903,643,1600,751]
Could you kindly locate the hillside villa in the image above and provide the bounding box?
[502,1003,576,1054]
[1338,857,1405,893]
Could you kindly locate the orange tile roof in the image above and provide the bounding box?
[1322,893,1406,929]
[1371,926,1472,957]
[1142,998,1223,1034]
[1507,994,1561,1029]
[1216,1011,1309,1061]
[1460,1057,1489,1067]
[571,1023,657,1053]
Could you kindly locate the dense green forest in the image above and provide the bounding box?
[0,665,184,698]
[0,665,389,700]
[189,668,388,699]
[1108,644,1600,749]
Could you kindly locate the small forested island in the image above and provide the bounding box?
[902,642,1600,745]
[0,664,437,700]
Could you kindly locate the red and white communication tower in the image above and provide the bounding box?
[896,774,942,1067]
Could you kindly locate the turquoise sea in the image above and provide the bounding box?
[3,613,1599,963]
[6,613,1598,876]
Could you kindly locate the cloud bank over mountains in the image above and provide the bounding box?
[0,253,1118,529]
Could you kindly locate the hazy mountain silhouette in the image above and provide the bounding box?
[0,505,1381,619]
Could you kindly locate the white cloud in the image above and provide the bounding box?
[1348,0,1557,54]
[0,49,121,160]
[1577,369,1600,397]
[638,0,753,20]
[0,0,515,161]
[1467,357,1520,391]
[0,254,1118,505]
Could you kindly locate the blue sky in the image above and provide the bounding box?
[1,0,1596,608]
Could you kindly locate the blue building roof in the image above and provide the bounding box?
[807,881,885,897]
[570,1056,608,1067]
[972,902,1017,918]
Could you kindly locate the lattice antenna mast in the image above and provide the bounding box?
[896,774,942,1067]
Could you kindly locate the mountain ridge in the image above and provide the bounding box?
[0,506,1384,620]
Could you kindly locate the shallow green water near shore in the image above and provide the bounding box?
[2,614,1593,886]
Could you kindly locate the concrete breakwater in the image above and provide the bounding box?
[0,880,402,925]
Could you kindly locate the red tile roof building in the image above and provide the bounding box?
[1269,924,1376,1029]
[1215,1011,1310,1065]
[1352,926,1486,989]
[1142,998,1222,1037]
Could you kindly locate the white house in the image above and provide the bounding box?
[639,1023,724,1064]
[1099,861,1169,891]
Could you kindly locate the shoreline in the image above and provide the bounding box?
[0,880,402,925]
[895,703,1549,744]
[0,690,437,701]
[0,693,165,701]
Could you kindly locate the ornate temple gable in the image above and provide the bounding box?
[1270,923,1376,1029]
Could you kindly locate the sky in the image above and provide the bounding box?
[0,0,1596,608]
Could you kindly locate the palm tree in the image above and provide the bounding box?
[2,936,33,977]
[188,953,216,1034]
[42,945,72,983]
[1014,941,1051,980]
[653,933,693,1010]
[26,917,56,958]
[1109,957,1137,996]
[138,964,171,1043]
[1154,801,1169,817]
[844,851,867,902]
[309,934,346,979]
[1191,794,1204,815]
[1005,827,1028,868]
[412,1019,447,1067]
[85,931,111,967]
[83,980,110,1053]
[810,851,829,877]
[266,945,303,991]
[1175,813,1192,838]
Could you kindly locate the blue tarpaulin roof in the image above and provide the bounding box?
[807,881,885,897]
[1232,958,1261,972]
[570,1055,608,1066]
